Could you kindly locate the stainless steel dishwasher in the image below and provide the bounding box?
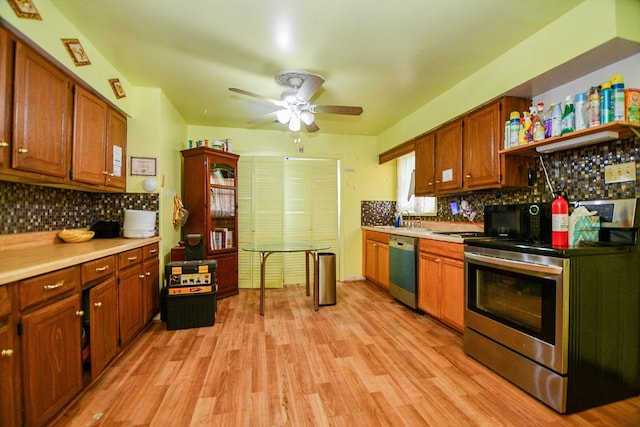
[388,234,418,308]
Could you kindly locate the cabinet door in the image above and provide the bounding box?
[434,119,463,193]
[364,239,377,280]
[105,108,126,190]
[463,101,501,189]
[143,257,160,322]
[13,42,71,178]
[72,86,107,185]
[439,257,465,332]
[213,251,238,299]
[415,133,436,196]
[118,266,144,346]
[376,242,389,289]
[89,277,118,377]
[418,252,441,316]
[0,27,12,171]
[22,294,82,427]
[0,285,19,427]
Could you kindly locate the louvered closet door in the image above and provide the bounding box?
[238,156,284,289]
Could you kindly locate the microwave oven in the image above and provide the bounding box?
[484,203,551,243]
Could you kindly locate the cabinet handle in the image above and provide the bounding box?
[1,349,13,357]
[465,174,472,178]
[0,140,8,147]
[18,147,28,154]
[435,258,441,263]
[127,256,138,261]
[95,265,109,272]
[94,302,103,307]
[145,271,151,276]
[435,180,441,183]
[43,280,64,290]
[427,182,433,186]
[138,274,145,279]
[76,310,85,317]
[102,170,112,176]
[149,249,158,254]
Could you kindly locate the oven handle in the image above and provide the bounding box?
[465,252,563,275]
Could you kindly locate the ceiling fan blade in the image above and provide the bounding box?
[305,122,320,133]
[314,105,363,115]
[296,73,325,102]
[229,87,287,107]
[247,111,278,124]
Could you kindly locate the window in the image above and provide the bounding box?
[396,153,437,215]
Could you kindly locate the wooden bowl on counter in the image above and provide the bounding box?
[57,229,95,243]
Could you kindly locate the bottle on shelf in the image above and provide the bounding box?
[600,81,613,124]
[509,111,520,148]
[544,103,553,139]
[519,110,532,145]
[533,104,546,142]
[611,74,625,121]
[551,102,563,137]
[574,92,588,131]
[588,86,600,127]
[561,95,575,135]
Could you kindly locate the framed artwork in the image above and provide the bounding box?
[109,78,126,99]
[130,157,157,176]
[61,38,91,66]
[8,0,42,20]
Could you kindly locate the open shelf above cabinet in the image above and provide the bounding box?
[500,122,640,156]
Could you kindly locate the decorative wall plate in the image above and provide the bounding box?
[61,38,91,66]
[109,78,126,99]
[8,0,42,20]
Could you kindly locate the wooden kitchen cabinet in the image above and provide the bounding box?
[181,147,239,299]
[21,286,83,427]
[142,243,160,323]
[72,86,127,191]
[418,239,464,332]
[0,284,20,427]
[463,97,530,190]
[118,248,145,347]
[363,230,390,289]
[434,119,463,193]
[12,41,72,181]
[414,132,436,196]
[0,27,12,173]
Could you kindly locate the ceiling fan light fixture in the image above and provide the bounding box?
[300,110,314,125]
[276,108,292,124]
[289,115,301,132]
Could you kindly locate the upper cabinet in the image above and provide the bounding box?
[463,97,530,190]
[72,87,127,190]
[12,41,72,180]
[434,119,463,193]
[0,23,127,192]
[414,133,435,196]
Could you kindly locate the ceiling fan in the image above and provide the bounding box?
[229,70,363,133]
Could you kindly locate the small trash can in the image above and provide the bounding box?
[317,252,336,306]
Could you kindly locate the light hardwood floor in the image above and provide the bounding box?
[53,281,640,426]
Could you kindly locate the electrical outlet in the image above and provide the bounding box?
[604,161,636,184]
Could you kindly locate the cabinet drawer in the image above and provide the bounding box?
[82,255,116,284]
[118,248,143,268]
[419,239,464,260]
[0,286,11,318]
[19,266,80,310]
[364,230,389,244]
[143,243,159,260]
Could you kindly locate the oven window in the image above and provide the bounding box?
[468,264,556,344]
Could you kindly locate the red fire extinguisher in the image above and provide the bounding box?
[551,194,569,247]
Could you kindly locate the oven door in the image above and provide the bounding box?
[464,246,569,374]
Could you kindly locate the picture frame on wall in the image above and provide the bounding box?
[61,38,91,66]
[130,157,157,176]
[109,78,126,99]
[8,0,42,20]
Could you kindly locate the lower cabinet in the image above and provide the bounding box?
[418,239,465,332]
[88,277,118,378]
[118,258,145,347]
[21,294,83,427]
[0,284,20,427]
[213,251,239,299]
[362,230,389,289]
[142,243,160,322]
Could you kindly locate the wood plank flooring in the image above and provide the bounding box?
[52,281,640,426]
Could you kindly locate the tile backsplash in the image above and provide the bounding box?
[363,135,639,225]
[0,181,159,234]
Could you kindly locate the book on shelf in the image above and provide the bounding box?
[211,228,233,250]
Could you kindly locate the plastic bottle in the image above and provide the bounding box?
[509,111,520,148]
[551,102,563,137]
[544,103,553,138]
[551,194,569,248]
[561,95,575,135]
[519,110,532,144]
[574,92,588,130]
[611,74,625,121]
[533,104,546,141]
[600,81,613,124]
[588,86,600,127]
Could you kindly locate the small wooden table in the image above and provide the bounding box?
[242,242,330,315]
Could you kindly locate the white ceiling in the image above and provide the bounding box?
[50,0,586,136]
